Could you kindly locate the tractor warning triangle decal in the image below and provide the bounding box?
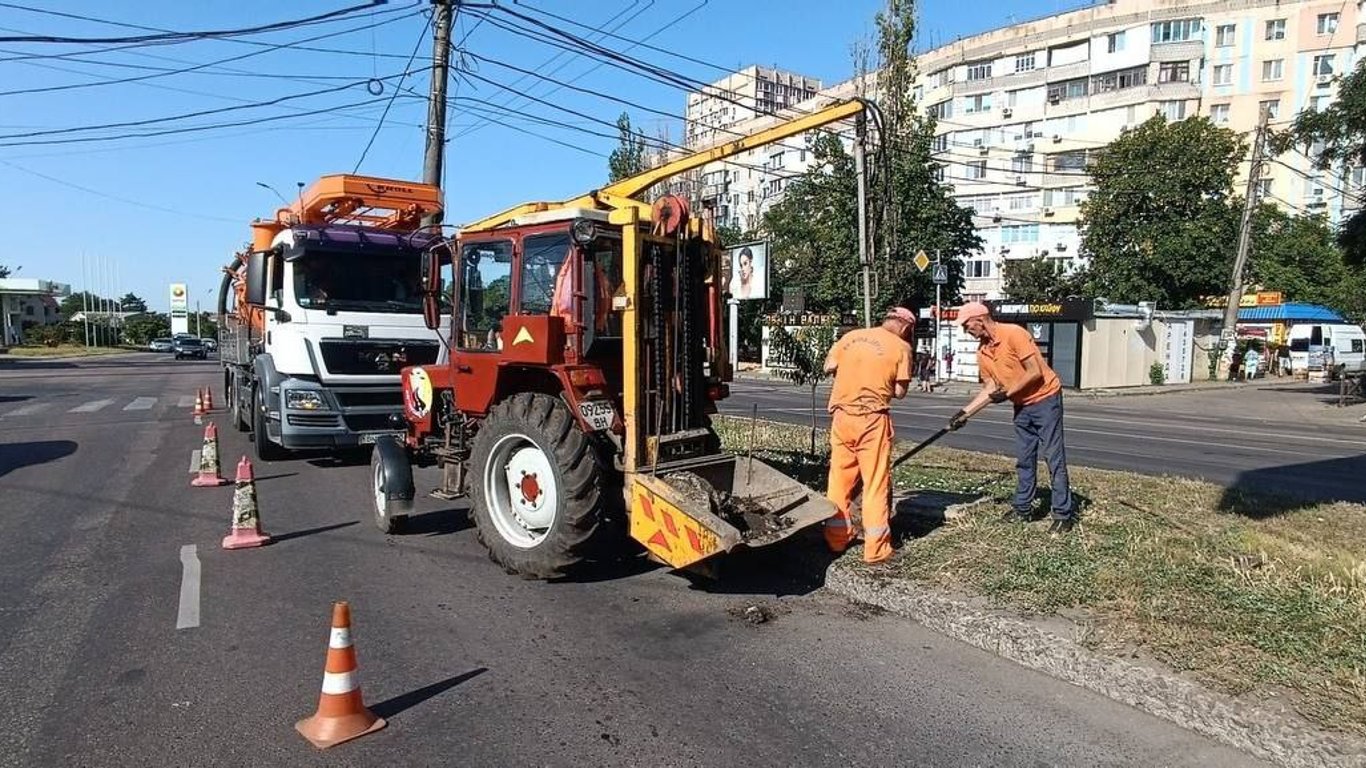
[512,326,534,346]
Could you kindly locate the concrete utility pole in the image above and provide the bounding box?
[934,249,942,383]
[1218,107,1271,380]
[855,113,872,327]
[422,0,455,230]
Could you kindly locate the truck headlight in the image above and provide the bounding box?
[285,390,325,410]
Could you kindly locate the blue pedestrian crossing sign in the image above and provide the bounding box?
[932,263,948,284]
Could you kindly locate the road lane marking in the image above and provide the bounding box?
[123,397,156,411]
[2,402,50,418]
[177,395,194,408]
[176,545,200,630]
[69,399,115,413]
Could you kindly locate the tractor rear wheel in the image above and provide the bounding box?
[467,392,610,579]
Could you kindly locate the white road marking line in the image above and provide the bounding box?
[69,399,114,413]
[177,395,194,408]
[2,402,50,418]
[123,397,156,411]
[176,545,201,630]
[189,449,201,474]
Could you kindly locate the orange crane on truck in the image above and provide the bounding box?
[370,99,882,579]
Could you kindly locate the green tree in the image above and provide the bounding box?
[119,293,147,313]
[1276,62,1366,265]
[1001,257,1088,302]
[607,112,648,183]
[1081,115,1243,307]
[1248,205,1366,322]
[761,0,978,316]
[60,291,108,318]
[767,323,837,454]
[0,265,10,278]
[122,313,170,345]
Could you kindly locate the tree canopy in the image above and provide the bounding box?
[607,112,648,183]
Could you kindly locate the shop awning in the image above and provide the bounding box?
[1237,303,1345,322]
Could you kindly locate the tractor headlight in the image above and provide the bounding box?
[285,389,325,410]
[571,217,597,245]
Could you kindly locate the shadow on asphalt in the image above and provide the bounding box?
[0,394,32,403]
[252,472,299,483]
[680,531,838,597]
[272,520,358,544]
[0,439,78,479]
[398,507,475,537]
[371,668,488,720]
[0,359,77,370]
[1218,454,1366,516]
[306,449,371,469]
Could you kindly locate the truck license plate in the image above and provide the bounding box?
[577,401,614,431]
[360,432,403,445]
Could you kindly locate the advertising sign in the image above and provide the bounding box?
[727,240,769,301]
[169,282,188,312]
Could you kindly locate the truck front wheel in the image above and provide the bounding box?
[467,392,611,579]
[252,387,286,463]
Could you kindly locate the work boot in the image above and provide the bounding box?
[1000,509,1031,523]
[1047,518,1076,537]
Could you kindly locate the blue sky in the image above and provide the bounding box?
[0,0,1092,311]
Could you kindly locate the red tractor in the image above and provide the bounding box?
[371,100,876,579]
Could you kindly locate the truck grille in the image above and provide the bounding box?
[342,413,396,432]
[318,339,439,375]
[288,413,342,428]
[334,390,402,408]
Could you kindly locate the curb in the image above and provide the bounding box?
[820,557,1366,768]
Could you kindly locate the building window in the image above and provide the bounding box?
[1213,64,1233,86]
[932,134,949,152]
[1314,54,1336,76]
[964,94,991,114]
[1317,13,1339,35]
[965,161,987,180]
[1050,151,1088,171]
[1043,187,1088,207]
[1092,65,1147,93]
[1011,155,1033,174]
[1107,32,1125,53]
[23,305,34,316]
[1215,24,1236,47]
[1160,61,1192,83]
[1015,52,1036,72]
[1001,224,1040,243]
[1210,103,1231,124]
[1151,18,1201,44]
[965,259,994,278]
[1007,193,1037,210]
[1265,19,1286,40]
[967,61,993,81]
[1257,178,1272,199]
[1261,59,1284,81]
[1260,99,1281,119]
[1159,100,1187,121]
[929,100,953,119]
[1046,77,1088,103]
[1310,95,1330,111]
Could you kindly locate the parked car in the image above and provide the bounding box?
[149,338,174,353]
[200,337,218,352]
[173,337,207,360]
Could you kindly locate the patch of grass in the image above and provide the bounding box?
[713,414,1366,735]
[4,344,132,358]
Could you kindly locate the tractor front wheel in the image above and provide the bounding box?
[467,392,610,579]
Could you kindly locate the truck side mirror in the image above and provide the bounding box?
[422,293,440,331]
[244,250,268,306]
[421,248,441,296]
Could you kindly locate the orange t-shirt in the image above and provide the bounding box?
[977,323,1061,406]
[826,327,912,415]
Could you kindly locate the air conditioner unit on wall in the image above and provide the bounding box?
[979,146,991,156]
[1317,74,1333,86]
[1043,207,1055,216]
[1002,108,1014,118]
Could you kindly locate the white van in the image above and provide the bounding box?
[1287,323,1366,374]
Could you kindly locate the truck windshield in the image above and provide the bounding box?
[293,248,426,313]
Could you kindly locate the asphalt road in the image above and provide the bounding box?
[0,353,1264,767]
[721,378,1366,504]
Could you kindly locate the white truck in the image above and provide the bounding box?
[218,175,447,461]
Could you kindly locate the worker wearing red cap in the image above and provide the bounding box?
[948,301,1075,534]
[822,306,915,563]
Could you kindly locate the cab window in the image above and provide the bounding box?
[458,240,513,351]
[520,233,571,315]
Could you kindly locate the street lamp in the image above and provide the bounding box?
[255,181,290,207]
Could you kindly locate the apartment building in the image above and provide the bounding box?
[684,66,823,148]
[676,0,1363,300]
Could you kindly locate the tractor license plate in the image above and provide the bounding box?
[577,400,614,431]
[360,432,404,445]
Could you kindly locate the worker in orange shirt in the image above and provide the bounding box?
[947,301,1075,534]
[822,306,915,563]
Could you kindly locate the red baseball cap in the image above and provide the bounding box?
[885,306,916,323]
[953,301,991,326]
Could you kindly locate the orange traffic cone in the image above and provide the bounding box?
[191,421,228,487]
[193,391,204,425]
[296,602,387,749]
[203,386,215,412]
[221,456,270,549]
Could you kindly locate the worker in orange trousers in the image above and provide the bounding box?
[822,306,915,563]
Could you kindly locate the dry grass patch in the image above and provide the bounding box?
[714,414,1366,734]
[4,345,131,358]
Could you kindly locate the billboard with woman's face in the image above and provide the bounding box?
[727,240,768,301]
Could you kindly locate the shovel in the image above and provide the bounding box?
[850,398,993,506]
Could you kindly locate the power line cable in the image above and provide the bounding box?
[0,1,387,45]
[354,13,429,172]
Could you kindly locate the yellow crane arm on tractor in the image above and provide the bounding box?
[459,99,870,232]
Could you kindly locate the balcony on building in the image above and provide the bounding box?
[1150,39,1203,63]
